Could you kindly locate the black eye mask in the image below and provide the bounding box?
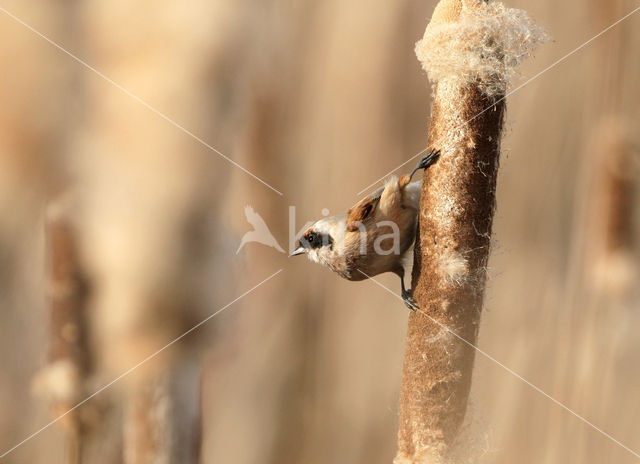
[300,232,333,250]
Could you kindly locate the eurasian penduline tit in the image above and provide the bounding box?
[290,149,440,310]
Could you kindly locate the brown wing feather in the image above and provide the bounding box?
[346,196,380,231]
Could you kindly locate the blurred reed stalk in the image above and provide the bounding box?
[71,2,226,462]
[566,116,638,464]
[395,0,545,461]
[585,0,636,294]
[124,362,201,464]
[586,117,637,296]
[42,196,90,464]
[41,195,122,464]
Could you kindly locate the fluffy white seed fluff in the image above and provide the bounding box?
[415,2,549,96]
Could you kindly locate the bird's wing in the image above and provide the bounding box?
[346,194,381,232]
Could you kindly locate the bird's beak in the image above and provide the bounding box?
[289,247,305,257]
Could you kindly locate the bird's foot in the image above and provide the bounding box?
[417,148,441,171]
[401,288,419,312]
[408,148,441,180]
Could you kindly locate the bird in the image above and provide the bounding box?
[290,149,440,310]
[236,205,285,254]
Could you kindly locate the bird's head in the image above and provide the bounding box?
[289,215,346,267]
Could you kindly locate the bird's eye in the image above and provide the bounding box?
[308,235,314,242]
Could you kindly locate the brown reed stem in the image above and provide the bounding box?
[44,196,90,462]
[585,117,637,296]
[395,0,545,461]
[124,362,201,464]
[397,84,504,463]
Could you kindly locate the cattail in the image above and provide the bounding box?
[395,1,546,462]
[37,195,124,464]
[585,117,637,297]
[558,116,638,464]
[37,195,90,463]
[72,2,224,462]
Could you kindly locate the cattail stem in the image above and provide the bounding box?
[124,362,201,464]
[43,196,90,462]
[397,82,504,463]
[395,1,546,461]
[585,117,637,297]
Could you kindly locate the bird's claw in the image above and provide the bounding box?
[408,148,441,181]
[418,148,441,171]
[401,289,419,311]
[404,297,419,312]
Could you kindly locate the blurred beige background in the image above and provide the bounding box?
[0,0,638,463]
